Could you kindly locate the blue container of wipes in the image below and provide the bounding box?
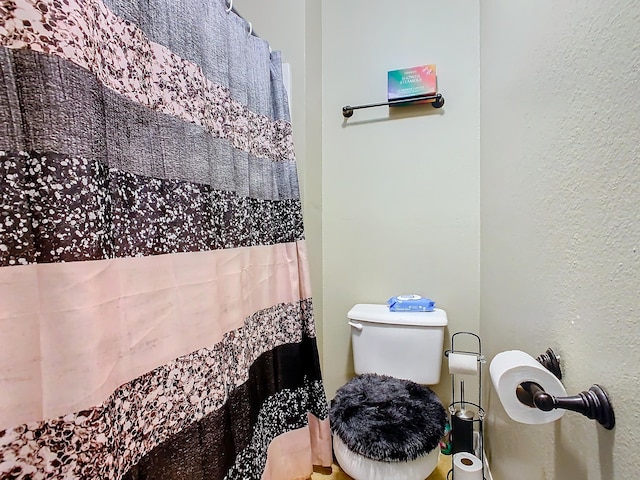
[387,294,436,312]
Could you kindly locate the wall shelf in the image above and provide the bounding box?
[342,93,445,118]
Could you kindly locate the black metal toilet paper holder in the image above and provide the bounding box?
[445,332,487,480]
[518,348,615,430]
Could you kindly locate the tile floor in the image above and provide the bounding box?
[310,453,452,480]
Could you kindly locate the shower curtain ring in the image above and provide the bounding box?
[247,22,253,36]
[225,0,232,13]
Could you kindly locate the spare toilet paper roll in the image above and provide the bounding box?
[453,452,483,480]
[448,352,479,375]
[490,350,567,424]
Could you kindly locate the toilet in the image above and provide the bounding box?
[330,303,448,480]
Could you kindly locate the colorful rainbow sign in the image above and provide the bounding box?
[387,64,437,102]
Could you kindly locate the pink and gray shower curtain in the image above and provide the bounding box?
[0,0,332,478]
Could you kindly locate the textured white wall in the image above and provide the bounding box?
[480,2,640,479]
[321,0,481,400]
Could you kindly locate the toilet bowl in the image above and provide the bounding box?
[330,304,448,480]
[333,432,440,480]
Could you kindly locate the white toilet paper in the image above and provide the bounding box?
[490,350,567,424]
[448,352,479,375]
[453,452,483,480]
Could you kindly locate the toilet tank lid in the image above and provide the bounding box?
[347,304,448,326]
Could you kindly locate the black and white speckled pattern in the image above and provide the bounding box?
[0,300,324,480]
[224,380,329,480]
[110,168,302,256]
[0,151,303,266]
[0,151,112,265]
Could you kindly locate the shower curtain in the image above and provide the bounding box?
[0,0,332,478]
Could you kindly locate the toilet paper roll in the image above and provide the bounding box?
[448,352,479,375]
[490,350,567,424]
[453,452,483,480]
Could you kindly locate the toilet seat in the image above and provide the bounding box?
[329,374,446,480]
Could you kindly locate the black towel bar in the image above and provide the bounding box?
[342,93,445,118]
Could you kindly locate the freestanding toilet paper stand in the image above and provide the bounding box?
[445,332,486,480]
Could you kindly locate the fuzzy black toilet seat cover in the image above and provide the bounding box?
[329,373,447,462]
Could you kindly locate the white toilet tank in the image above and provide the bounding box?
[348,304,448,385]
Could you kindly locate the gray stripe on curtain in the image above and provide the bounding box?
[269,50,291,123]
[101,0,290,121]
[0,48,299,200]
[227,13,252,199]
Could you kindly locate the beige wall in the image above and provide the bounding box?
[480,2,640,479]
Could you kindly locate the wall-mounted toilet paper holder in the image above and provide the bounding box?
[518,348,615,430]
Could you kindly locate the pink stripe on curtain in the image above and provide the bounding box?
[0,240,313,429]
[262,415,332,480]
